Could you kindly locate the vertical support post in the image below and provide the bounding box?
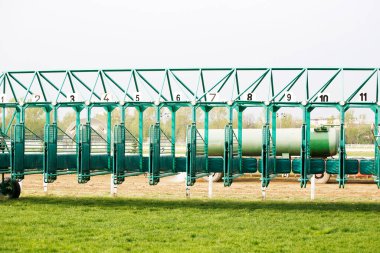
[137,107,144,171]
[171,107,176,173]
[186,106,197,196]
[338,106,347,188]
[300,106,312,188]
[204,107,209,173]
[310,174,315,200]
[237,106,244,172]
[271,106,278,173]
[261,105,271,188]
[374,107,380,188]
[223,105,234,186]
[43,107,51,193]
[106,108,112,168]
[106,107,115,194]
[1,106,5,133]
[75,108,81,181]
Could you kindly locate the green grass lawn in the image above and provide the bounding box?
[1,197,380,253]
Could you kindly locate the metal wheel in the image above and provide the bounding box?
[2,178,21,199]
[203,173,223,182]
[314,173,331,184]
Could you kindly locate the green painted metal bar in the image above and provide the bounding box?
[216,69,235,93]
[137,107,145,171]
[89,71,101,101]
[39,72,68,99]
[67,71,75,93]
[8,73,34,96]
[346,69,377,102]
[270,69,274,98]
[309,69,342,102]
[168,70,195,98]
[338,106,347,188]
[22,72,37,102]
[35,73,47,102]
[197,69,234,101]
[166,71,174,101]
[135,70,168,101]
[5,74,18,102]
[300,106,312,188]
[235,69,270,100]
[276,69,306,102]
[306,70,309,100]
[102,71,134,101]
[235,70,240,98]
[99,71,107,94]
[376,70,379,103]
[53,71,69,102]
[158,70,168,101]
[70,71,101,100]
[200,70,206,101]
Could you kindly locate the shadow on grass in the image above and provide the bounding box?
[6,196,380,212]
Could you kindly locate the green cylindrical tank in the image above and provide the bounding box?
[198,127,339,157]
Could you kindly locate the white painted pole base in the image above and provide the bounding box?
[310,175,316,200]
[261,186,266,200]
[43,181,48,193]
[186,186,190,198]
[208,174,213,198]
[110,175,117,197]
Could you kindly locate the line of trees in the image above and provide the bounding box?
[0,107,374,144]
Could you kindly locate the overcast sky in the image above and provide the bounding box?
[1,0,379,70]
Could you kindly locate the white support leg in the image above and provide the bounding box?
[43,176,48,193]
[261,186,266,200]
[311,175,316,201]
[43,181,48,193]
[110,174,117,197]
[186,186,190,198]
[19,180,23,190]
[208,174,213,198]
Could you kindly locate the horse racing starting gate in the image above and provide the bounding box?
[0,68,379,199]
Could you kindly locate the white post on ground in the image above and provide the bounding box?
[19,180,23,190]
[43,177,48,193]
[208,174,213,198]
[261,186,266,200]
[110,174,117,196]
[186,186,190,198]
[310,175,316,200]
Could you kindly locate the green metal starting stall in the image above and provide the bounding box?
[0,68,379,199]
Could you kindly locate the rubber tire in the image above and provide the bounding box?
[314,173,331,184]
[4,178,21,199]
[203,173,223,182]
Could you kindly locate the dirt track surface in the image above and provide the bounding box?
[15,174,380,202]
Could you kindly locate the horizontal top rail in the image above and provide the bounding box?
[0,68,378,106]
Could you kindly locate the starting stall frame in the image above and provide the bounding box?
[1,68,380,199]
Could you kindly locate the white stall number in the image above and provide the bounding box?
[101,93,113,102]
[245,92,257,101]
[318,93,330,102]
[32,93,43,102]
[284,91,297,102]
[359,91,368,102]
[174,92,183,101]
[67,93,81,102]
[134,92,141,101]
[207,92,221,102]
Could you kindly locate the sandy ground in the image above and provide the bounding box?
[13,174,380,202]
